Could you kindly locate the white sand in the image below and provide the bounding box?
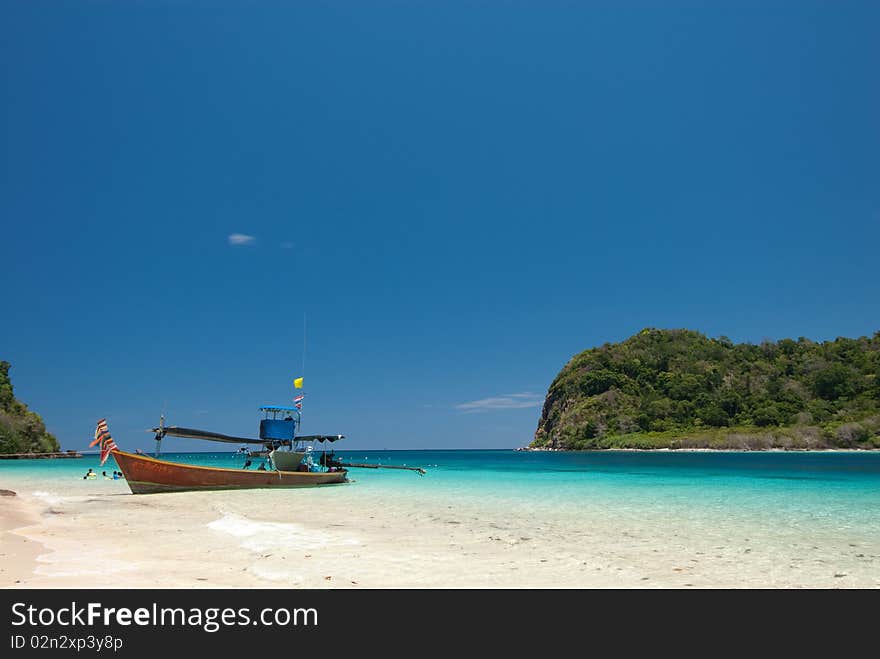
[1,477,878,588]
[0,494,46,586]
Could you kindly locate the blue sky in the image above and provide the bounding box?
[2,2,878,450]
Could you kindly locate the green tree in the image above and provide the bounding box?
[0,361,60,454]
[812,364,855,400]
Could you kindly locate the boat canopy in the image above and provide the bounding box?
[151,426,344,445]
[152,426,267,445]
[298,434,345,443]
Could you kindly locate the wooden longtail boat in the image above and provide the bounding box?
[98,404,424,494]
[113,449,348,494]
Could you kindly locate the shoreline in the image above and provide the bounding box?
[0,452,83,460]
[2,451,878,589]
[519,447,880,452]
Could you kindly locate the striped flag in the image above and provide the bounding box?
[293,395,305,403]
[92,419,118,466]
[295,402,302,410]
[89,419,109,447]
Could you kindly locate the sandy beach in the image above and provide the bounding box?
[2,467,878,589]
[0,493,46,586]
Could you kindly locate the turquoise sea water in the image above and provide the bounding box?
[4,449,880,531]
[4,450,880,586]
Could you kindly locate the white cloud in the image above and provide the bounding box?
[455,392,544,413]
[228,233,256,246]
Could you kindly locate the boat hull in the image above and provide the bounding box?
[270,450,307,471]
[112,450,348,494]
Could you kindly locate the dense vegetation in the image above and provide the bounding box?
[0,361,60,454]
[532,329,880,450]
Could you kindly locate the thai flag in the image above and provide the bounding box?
[293,395,305,403]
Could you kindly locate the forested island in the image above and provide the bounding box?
[531,329,880,450]
[0,360,62,455]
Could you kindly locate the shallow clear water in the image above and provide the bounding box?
[4,449,880,531]
[4,450,880,587]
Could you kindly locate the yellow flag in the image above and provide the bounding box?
[294,377,303,389]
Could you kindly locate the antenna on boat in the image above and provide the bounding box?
[300,312,306,435]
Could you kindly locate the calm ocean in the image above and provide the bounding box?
[4,449,880,531]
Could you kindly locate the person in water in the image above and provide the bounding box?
[83,468,95,480]
[242,459,252,470]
